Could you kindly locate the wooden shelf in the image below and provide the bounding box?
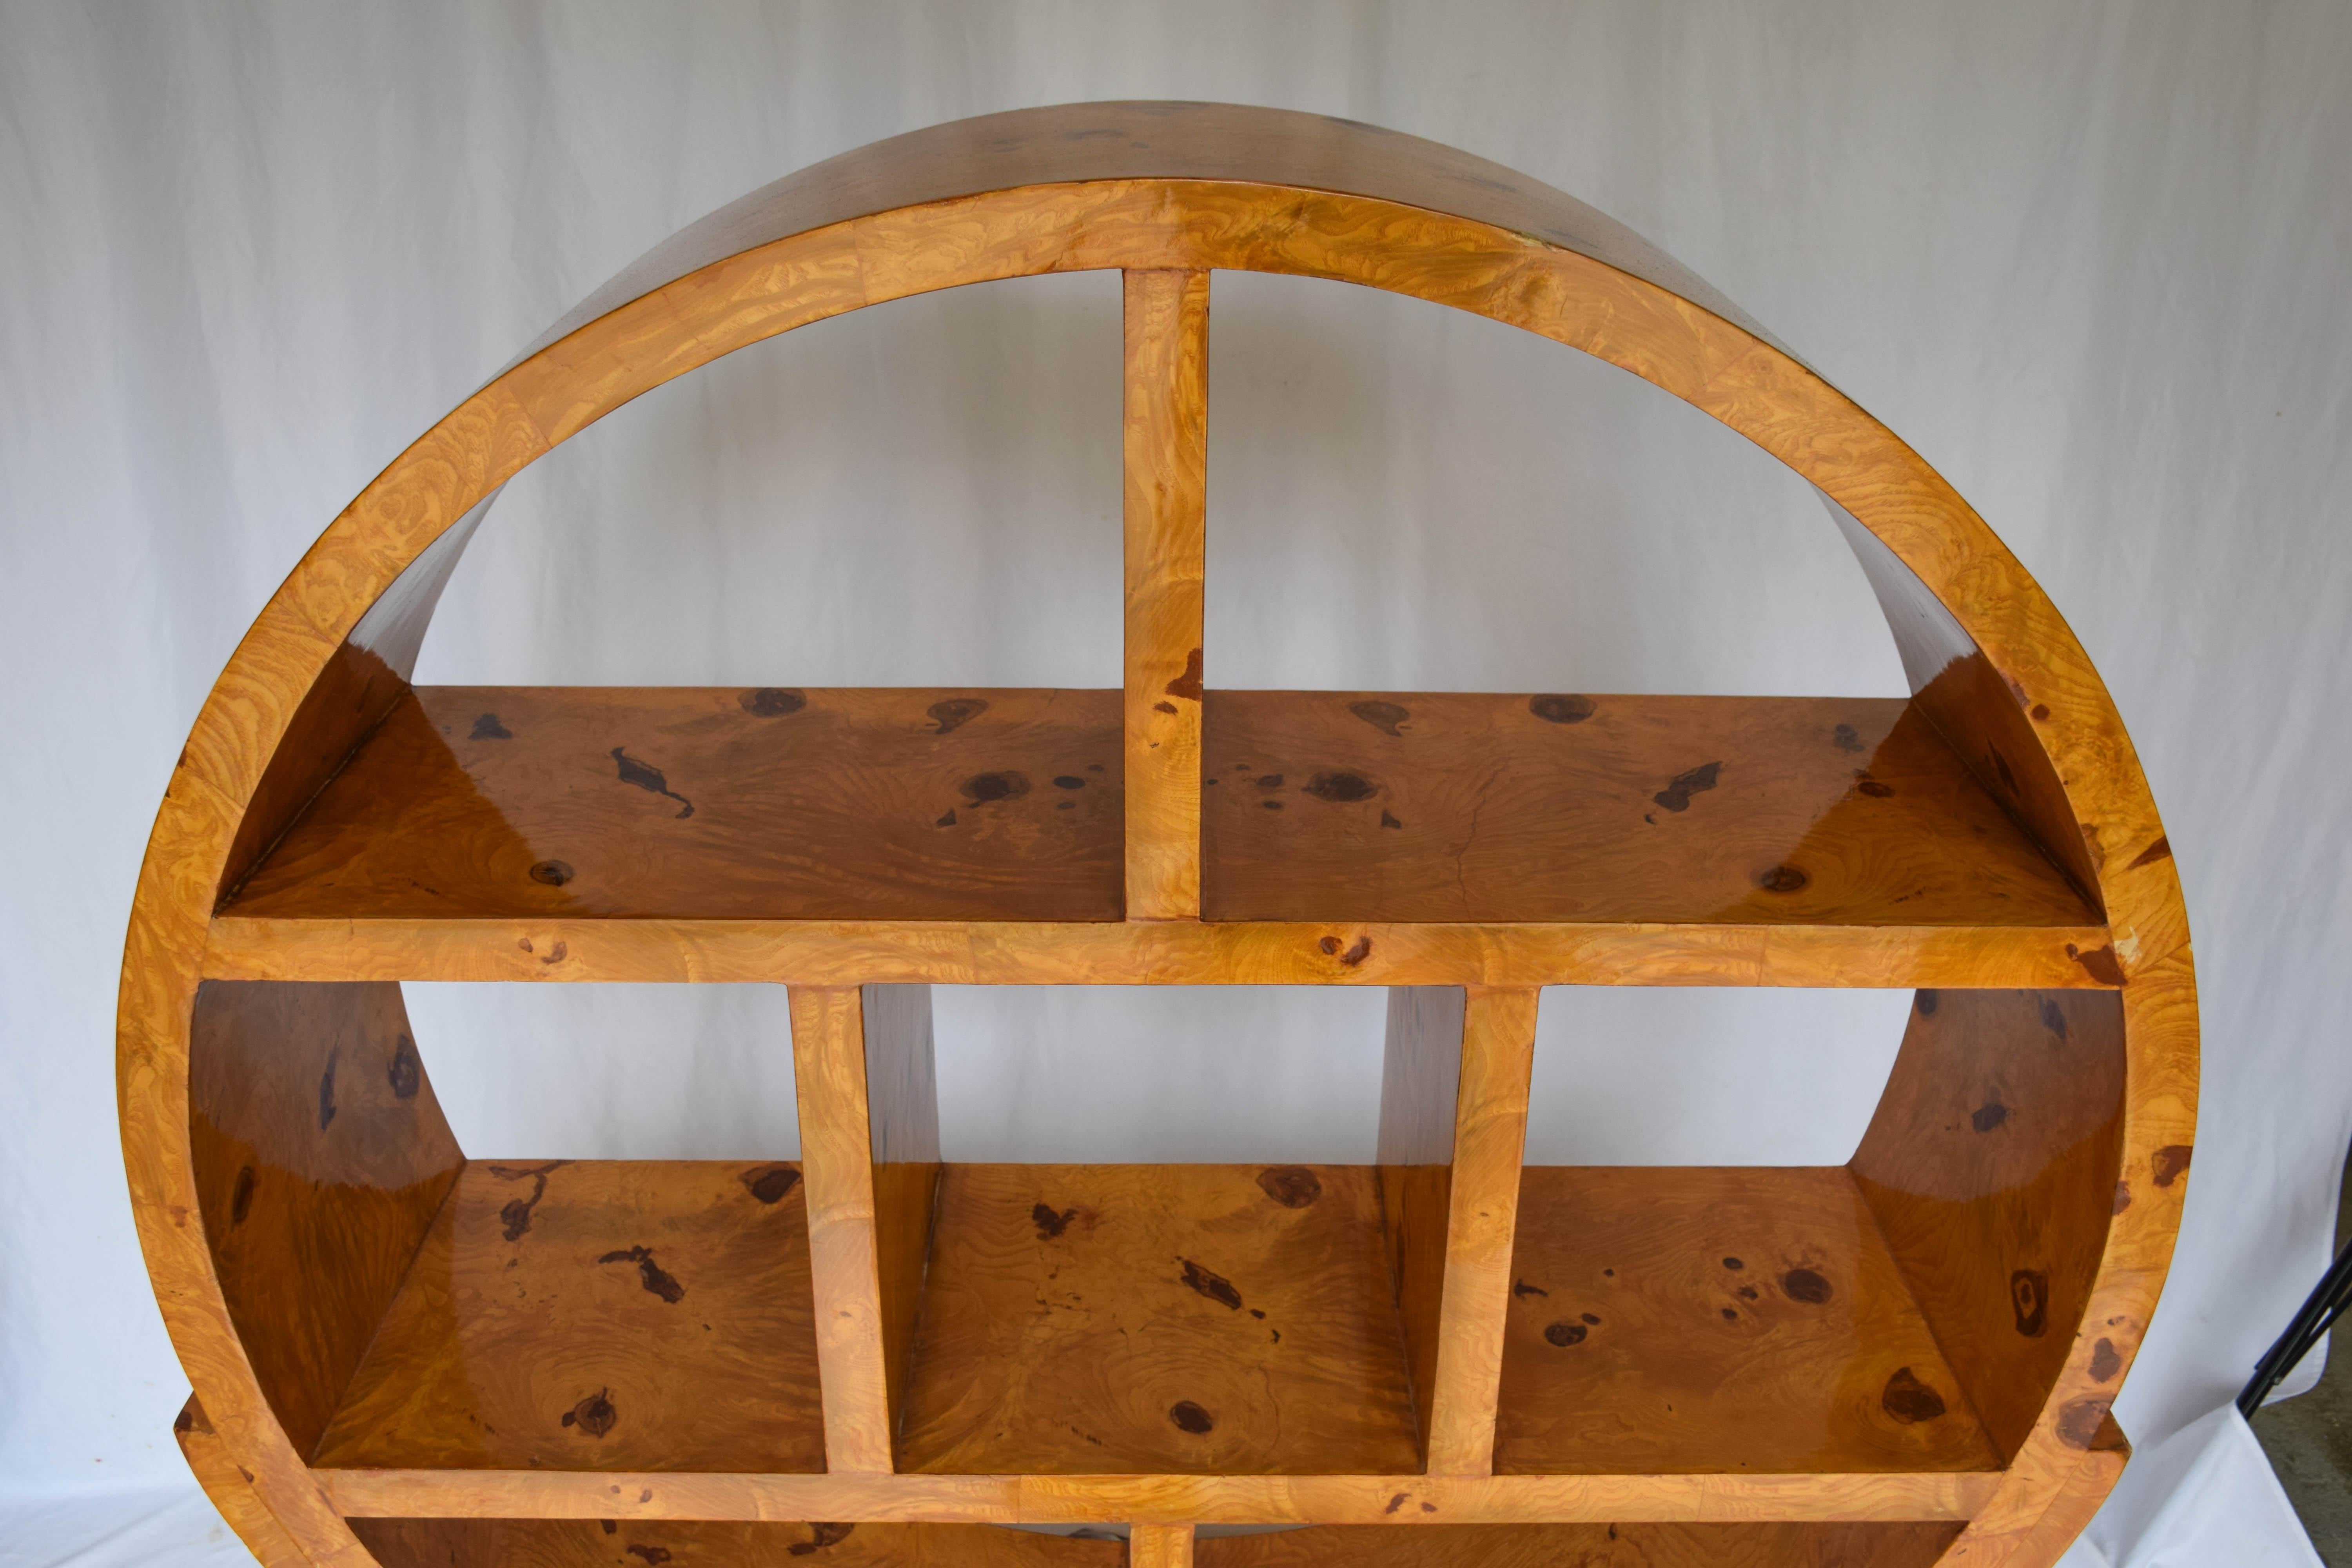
[230,687,1125,923]
[1495,1167,1999,1475]
[1204,692,2090,928]
[135,105,2190,1568]
[311,1160,823,1473]
[224,686,2091,940]
[896,1164,1423,1476]
[352,1519,1123,1566]
[1191,1523,1966,1567]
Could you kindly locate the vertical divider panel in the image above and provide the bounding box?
[1130,1523,1196,1568]
[862,982,944,1455]
[1425,987,1539,1476]
[1377,985,1465,1461]
[1122,268,1210,921]
[789,985,894,1472]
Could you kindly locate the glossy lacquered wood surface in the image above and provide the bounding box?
[1853,989,2128,1461]
[312,1160,822,1473]
[895,1164,1422,1476]
[1203,693,2092,928]
[191,980,462,1459]
[120,101,2198,1568]
[1495,1167,2000,1476]
[350,1518,1125,1567]
[231,687,1123,923]
[1192,1522,1966,1568]
[220,686,2093,938]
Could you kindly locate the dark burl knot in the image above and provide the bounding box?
[1544,1321,1588,1347]
[529,860,574,887]
[1256,1166,1323,1208]
[1881,1368,1946,1424]
[1530,694,1596,724]
[740,688,808,717]
[1782,1268,1833,1305]
[563,1388,619,1437]
[1169,1400,1216,1434]
[1756,864,1809,893]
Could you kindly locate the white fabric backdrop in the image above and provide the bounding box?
[3,4,2348,1564]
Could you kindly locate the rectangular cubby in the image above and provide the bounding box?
[1492,984,2128,1477]
[350,1518,1125,1566]
[853,985,1428,1477]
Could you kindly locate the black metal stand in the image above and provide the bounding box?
[2240,1236,2352,1417]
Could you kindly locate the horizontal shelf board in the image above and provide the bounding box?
[1497,1167,2001,1475]
[204,914,2117,990]
[1193,1523,1966,1568]
[316,1468,2000,1523]
[897,1163,1422,1476]
[312,1160,822,1473]
[1204,692,2091,927]
[226,688,2095,939]
[232,687,1126,923]
[352,1519,1122,1567]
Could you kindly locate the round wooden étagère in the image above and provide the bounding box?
[124,103,2196,1568]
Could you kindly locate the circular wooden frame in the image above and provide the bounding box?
[125,103,2194,1568]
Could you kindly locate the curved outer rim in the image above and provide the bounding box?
[120,134,2196,1568]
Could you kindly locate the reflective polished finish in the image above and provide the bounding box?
[120,103,2196,1567]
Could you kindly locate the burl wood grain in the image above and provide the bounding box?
[1122,270,1210,921]
[312,1160,822,1472]
[790,986,897,1474]
[175,1397,309,1568]
[230,686,1122,924]
[1131,1523,1196,1568]
[863,984,944,1459]
[1852,990,2127,1461]
[1378,987,1465,1463]
[350,1518,1125,1566]
[122,103,2198,1568]
[896,1165,1422,1475]
[1194,1523,1964,1567]
[189,980,462,1458]
[319,1466,1995,1526]
[1495,1167,2000,1475]
[1423,991,1538,1478]
[1203,693,2092,928]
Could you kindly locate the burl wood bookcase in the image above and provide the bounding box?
[124,103,2198,1568]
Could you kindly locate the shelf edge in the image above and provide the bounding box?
[206,917,2118,991]
[314,1466,2003,1524]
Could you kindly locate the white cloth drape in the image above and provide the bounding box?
[4,5,2348,1564]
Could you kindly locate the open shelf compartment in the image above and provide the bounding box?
[221,686,2094,937]
[313,1159,822,1472]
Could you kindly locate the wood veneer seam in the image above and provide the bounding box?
[304,1151,470,1465]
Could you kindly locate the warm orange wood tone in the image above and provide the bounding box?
[207,909,2114,992]
[1122,270,1210,920]
[1423,990,1539,1477]
[1131,1523,1196,1568]
[190,981,462,1458]
[790,986,896,1474]
[1203,693,2091,929]
[230,687,1123,923]
[863,984,944,1454]
[319,1467,1996,1525]
[895,1165,1421,1476]
[120,103,2196,1566]
[1378,987,1465,1461]
[1192,1523,1964,1567]
[349,1518,1125,1566]
[312,1160,822,1472]
[1495,1167,2000,1475]
[176,1397,310,1568]
[1851,990,2127,1460]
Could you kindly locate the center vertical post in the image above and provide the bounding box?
[1122,268,1210,921]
